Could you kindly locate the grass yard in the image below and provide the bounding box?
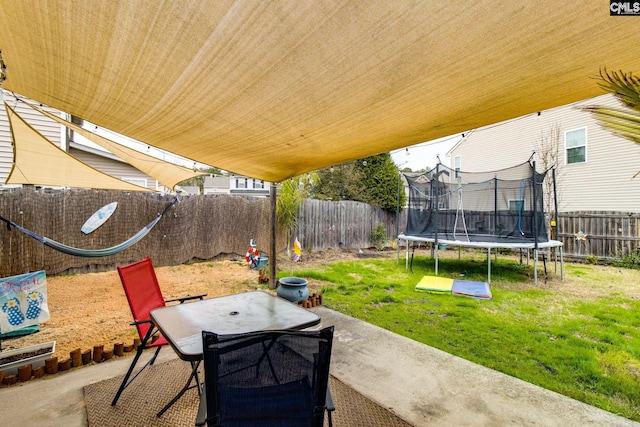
[289,250,640,421]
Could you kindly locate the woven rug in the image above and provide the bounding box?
[85,358,413,426]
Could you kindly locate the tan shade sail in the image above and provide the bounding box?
[1,1,640,182]
[24,101,207,190]
[4,103,153,192]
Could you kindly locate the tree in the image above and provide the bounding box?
[309,153,406,212]
[582,68,640,176]
[276,177,305,254]
[177,167,223,193]
[533,122,564,214]
[355,153,406,211]
[309,162,366,202]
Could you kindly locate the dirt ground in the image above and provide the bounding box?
[2,250,385,360]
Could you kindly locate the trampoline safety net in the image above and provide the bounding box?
[403,160,551,244]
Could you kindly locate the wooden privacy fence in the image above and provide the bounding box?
[296,199,403,252]
[0,188,279,277]
[556,211,640,260]
[2,188,638,276]
[0,188,403,277]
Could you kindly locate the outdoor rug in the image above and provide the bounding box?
[85,358,413,426]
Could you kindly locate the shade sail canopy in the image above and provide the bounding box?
[1,1,639,182]
[23,101,208,190]
[4,103,152,192]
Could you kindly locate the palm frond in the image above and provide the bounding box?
[582,105,640,144]
[596,68,640,111]
[585,69,640,178]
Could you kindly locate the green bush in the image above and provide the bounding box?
[586,254,599,265]
[370,223,387,251]
[610,249,640,269]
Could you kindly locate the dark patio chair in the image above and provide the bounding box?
[111,256,206,408]
[196,326,335,427]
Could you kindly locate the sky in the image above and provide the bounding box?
[390,133,463,172]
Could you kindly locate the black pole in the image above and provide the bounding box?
[396,173,401,263]
[493,176,498,236]
[434,163,439,247]
[270,183,277,289]
[553,167,559,239]
[532,159,538,251]
[396,173,401,240]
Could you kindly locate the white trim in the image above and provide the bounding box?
[122,177,148,187]
[564,126,587,165]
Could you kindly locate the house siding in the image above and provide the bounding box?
[0,94,63,185]
[203,176,230,195]
[70,148,161,191]
[450,94,640,213]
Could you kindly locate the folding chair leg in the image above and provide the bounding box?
[195,385,208,427]
[148,345,162,366]
[326,387,335,427]
[157,360,201,417]
[111,326,158,406]
[111,344,147,406]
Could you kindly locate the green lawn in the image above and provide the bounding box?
[286,251,640,421]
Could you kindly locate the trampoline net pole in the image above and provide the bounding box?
[534,249,538,285]
[560,246,565,281]
[487,247,491,284]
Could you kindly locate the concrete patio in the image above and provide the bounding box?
[0,306,637,426]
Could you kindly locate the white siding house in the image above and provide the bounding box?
[449,94,640,213]
[230,175,269,197]
[203,175,271,197]
[203,176,231,195]
[0,94,64,187]
[69,143,167,192]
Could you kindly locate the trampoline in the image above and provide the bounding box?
[397,156,564,284]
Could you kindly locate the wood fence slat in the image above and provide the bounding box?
[557,211,640,260]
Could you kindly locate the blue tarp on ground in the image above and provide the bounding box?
[452,280,492,300]
[416,276,492,300]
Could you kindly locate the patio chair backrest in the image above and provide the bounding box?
[201,326,334,427]
[117,257,165,341]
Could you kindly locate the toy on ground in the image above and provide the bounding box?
[245,240,261,269]
[293,237,302,262]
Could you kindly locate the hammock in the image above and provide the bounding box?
[0,197,178,258]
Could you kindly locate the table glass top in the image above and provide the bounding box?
[150,291,320,360]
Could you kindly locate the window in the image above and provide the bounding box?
[565,128,586,164]
[122,178,147,188]
[236,178,247,189]
[253,180,264,189]
[509,199,525,211]
[454,156,461,178]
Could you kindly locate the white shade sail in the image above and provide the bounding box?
[5,103,152,192]
[1,1,639,182]
[23,101,207,190]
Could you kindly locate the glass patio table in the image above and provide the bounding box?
[149,290,321,416]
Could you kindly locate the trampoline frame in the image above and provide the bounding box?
[398,234,564,285]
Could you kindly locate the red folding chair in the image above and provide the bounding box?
[111,257,206,410]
